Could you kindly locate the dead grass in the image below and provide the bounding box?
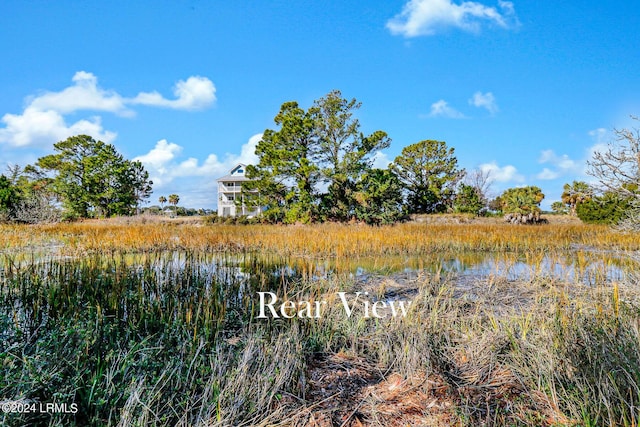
[296,353,457,427]
[1,219,638,258]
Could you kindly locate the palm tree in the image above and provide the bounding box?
[500,186,544,214]
[561,181,592,216]
[158,196,167,213]
[168,194,179,215]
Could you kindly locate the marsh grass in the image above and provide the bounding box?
[0,252,308,426]
[1,221,640,426]
[2,220,640,257]
[283,272,640,426]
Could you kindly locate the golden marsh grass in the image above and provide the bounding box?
[2,218,639,257]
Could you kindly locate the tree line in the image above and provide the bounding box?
[242,90,637,226]
[241,92,640,228]
[242,90,479,225]
[1,93,638,229]
[0,135,152,222]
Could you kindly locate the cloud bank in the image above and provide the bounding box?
[0,72,216,148]
[387,0,519,38]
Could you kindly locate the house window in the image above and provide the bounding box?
[237,169,243,173]
[227,196,234,201]
[226,182,234,187]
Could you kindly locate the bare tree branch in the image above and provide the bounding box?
[464,168,494,202]
[587,116,640,230]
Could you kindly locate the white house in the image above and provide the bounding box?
[216,164,261,217]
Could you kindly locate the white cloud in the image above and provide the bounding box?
[133,139,183,182]
[469,91,498,114]
[134,134,261,209]
[238,133,261,165]
[530,128,616,186]
[0,107,116,147]
[536,149,581,180]
[478,161,523,183]
[131,76,216,110]
[588,127,608,144]
[371,151,392,169]
[538,149,554,164]
[135,134,261,189]
[387,0,519,38]
[588,128,607,144]
[536,167,559,180]
[428,99,465,118]
[538,149,578,171]
[0,72,216,149]
[29,71,131,116]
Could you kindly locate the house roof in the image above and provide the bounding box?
[216,163,251,182]
[217,174,251,182]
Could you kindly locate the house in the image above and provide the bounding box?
[216,163,261,217]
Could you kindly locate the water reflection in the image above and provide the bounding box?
[227,250,632,286]
[1,249,635,342]
[131,249,634,287]
[1,248,633,291]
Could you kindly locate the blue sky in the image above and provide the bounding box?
[1,0,639,209]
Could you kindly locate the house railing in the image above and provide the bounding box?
[218,184,242,193]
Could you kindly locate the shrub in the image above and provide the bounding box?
[454,184,484,216]
[202,213,219,224]
[576,193,632,224]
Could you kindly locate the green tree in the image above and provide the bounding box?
[8,165,61,223]
[158,196,167,211]
[312,90,391,221]
[390,140,464,214]
[129,161,153,215]
[244,101,319,223]
[0,175,21,218]
[454,184,484,215]
[168,194,180,214]
[576,192,633,224]
[354,169,405,225]
[245,90,389,223]
[551,201,569,215]
[499,186,545,214]
[561,181,593,215]
[33,135,152,218]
